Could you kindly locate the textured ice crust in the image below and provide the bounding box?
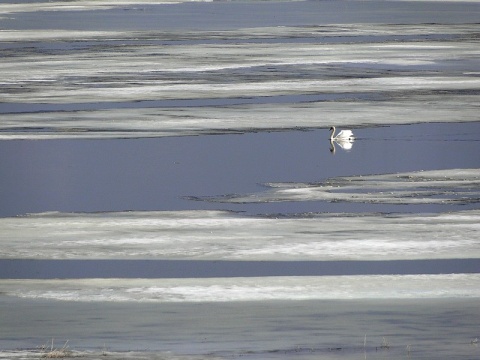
[1,208,479,261]
[1,21,479,139]
[200,168,480,206]
[2,274,479,302]
[0,1,197,15]
[1,0,479,16]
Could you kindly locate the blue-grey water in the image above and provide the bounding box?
[1,122,479,217]
[0,0,479,359]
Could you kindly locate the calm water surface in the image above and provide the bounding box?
[1,122,479,217]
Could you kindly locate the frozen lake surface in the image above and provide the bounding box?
[1,0,479,359]
[1,21,479,139]
[1,209,480,261]
[1,297,478,360]
[2,275,480,302]
[1,1,480,139]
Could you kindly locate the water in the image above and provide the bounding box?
[1,0,480,359]
[0,123,479,217]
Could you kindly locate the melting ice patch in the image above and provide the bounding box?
[1,97,479,140]
[0,1,204,15]
[2,275,479,302]
[1,209,479,260]
[1,95,479,140]
[199,168,480,206]
[1,22,479,139]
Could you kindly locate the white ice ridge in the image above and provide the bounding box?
[1,1,478,16]
[1,22,479,139]
[1,96,478,140]
[2,26,479,104]
[203,168,480,206]
[1,209,479,261]
[0,1,206,15]
[2,275,479,302]
[1,23,477,42]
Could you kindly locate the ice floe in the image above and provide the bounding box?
[1,208,479,261]
[1,21,479,139]
[1,274,479,302]
[0,1,200,15]
[198,168,480,206]
[1,96,479,139]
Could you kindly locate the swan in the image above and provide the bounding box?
[329,126,354,141]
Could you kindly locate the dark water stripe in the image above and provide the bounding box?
[0,34,456,51]
[0,93,383,115]
[2,89,479,115]
[0,259,478,279]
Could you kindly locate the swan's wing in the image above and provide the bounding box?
[336,130,354,139]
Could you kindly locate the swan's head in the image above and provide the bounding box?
[329,126,334,131]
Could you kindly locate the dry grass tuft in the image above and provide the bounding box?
[380,337,390,349]
[41,339,72,358]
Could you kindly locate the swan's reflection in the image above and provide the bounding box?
[330,138,354,154]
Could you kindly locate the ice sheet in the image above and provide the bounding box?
[2,274,479,302]
[3,0,478,16]
[0,1,200,15]
[1,297,479,359]
[1,209,479,260]
[199,168,480,206]
[2,97,479,139]
[1,22,479,139]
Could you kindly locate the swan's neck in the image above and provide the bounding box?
[329,127,336,140]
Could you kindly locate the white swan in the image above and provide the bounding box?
[329,126,355,154]
[329,126,354,141]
